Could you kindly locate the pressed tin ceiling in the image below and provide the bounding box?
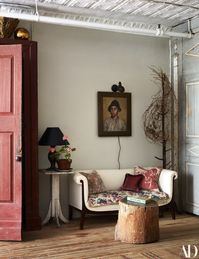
[0,0,199,37]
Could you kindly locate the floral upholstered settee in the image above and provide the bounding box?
[69,168,178,229]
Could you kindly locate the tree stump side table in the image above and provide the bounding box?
[115,198,159,244]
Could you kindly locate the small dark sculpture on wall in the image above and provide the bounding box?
[111,82,125,93]
[143,66,177,169]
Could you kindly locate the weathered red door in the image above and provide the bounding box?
[0,45,22,240]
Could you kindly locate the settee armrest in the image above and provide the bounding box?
[73,172,89,204]
[159,169,178,202]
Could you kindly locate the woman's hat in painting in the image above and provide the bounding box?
[108,100,121,112]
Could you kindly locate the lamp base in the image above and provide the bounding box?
[48,151,57,171]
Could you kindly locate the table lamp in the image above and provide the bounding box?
[39,127,69,170]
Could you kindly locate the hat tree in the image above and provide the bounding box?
[111,82,125,93]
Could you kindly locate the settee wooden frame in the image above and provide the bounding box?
[69,177,177,230]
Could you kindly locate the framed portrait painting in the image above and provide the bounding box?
[98,91,132,136]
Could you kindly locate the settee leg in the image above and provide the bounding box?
[160,200,177,220]
[159,209,164,218]
[69,205,73,220]
[170,200,177,220]
[80,210,86,230]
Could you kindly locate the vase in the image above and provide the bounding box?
[57,159,72,170]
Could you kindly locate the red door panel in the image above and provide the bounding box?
[0,45,22,241]
[0,133,12,201]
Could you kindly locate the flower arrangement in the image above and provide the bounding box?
[55,135,76,161]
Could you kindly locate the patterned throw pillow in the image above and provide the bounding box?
[80,171,106,195]
[121,174,144,192]
[134,166,161,191]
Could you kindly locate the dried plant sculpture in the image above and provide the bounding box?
[143,67,177,169]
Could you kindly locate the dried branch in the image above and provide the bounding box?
[143,66,177,168]
[143,67,177,144]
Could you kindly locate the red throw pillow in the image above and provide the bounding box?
[134,166,161,191]
[121,174,144,192]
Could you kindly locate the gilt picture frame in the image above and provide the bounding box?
[98,91,132,137]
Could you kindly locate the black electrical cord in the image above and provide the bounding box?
[117,136,121,169]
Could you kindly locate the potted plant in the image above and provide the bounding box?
[55,135,76,170]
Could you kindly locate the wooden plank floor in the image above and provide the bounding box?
[0,213,199,258]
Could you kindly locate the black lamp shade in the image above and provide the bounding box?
[39,127,69,146]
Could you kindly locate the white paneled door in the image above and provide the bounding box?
[185,82,199,215]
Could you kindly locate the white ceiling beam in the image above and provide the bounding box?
[0,8,192,38]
